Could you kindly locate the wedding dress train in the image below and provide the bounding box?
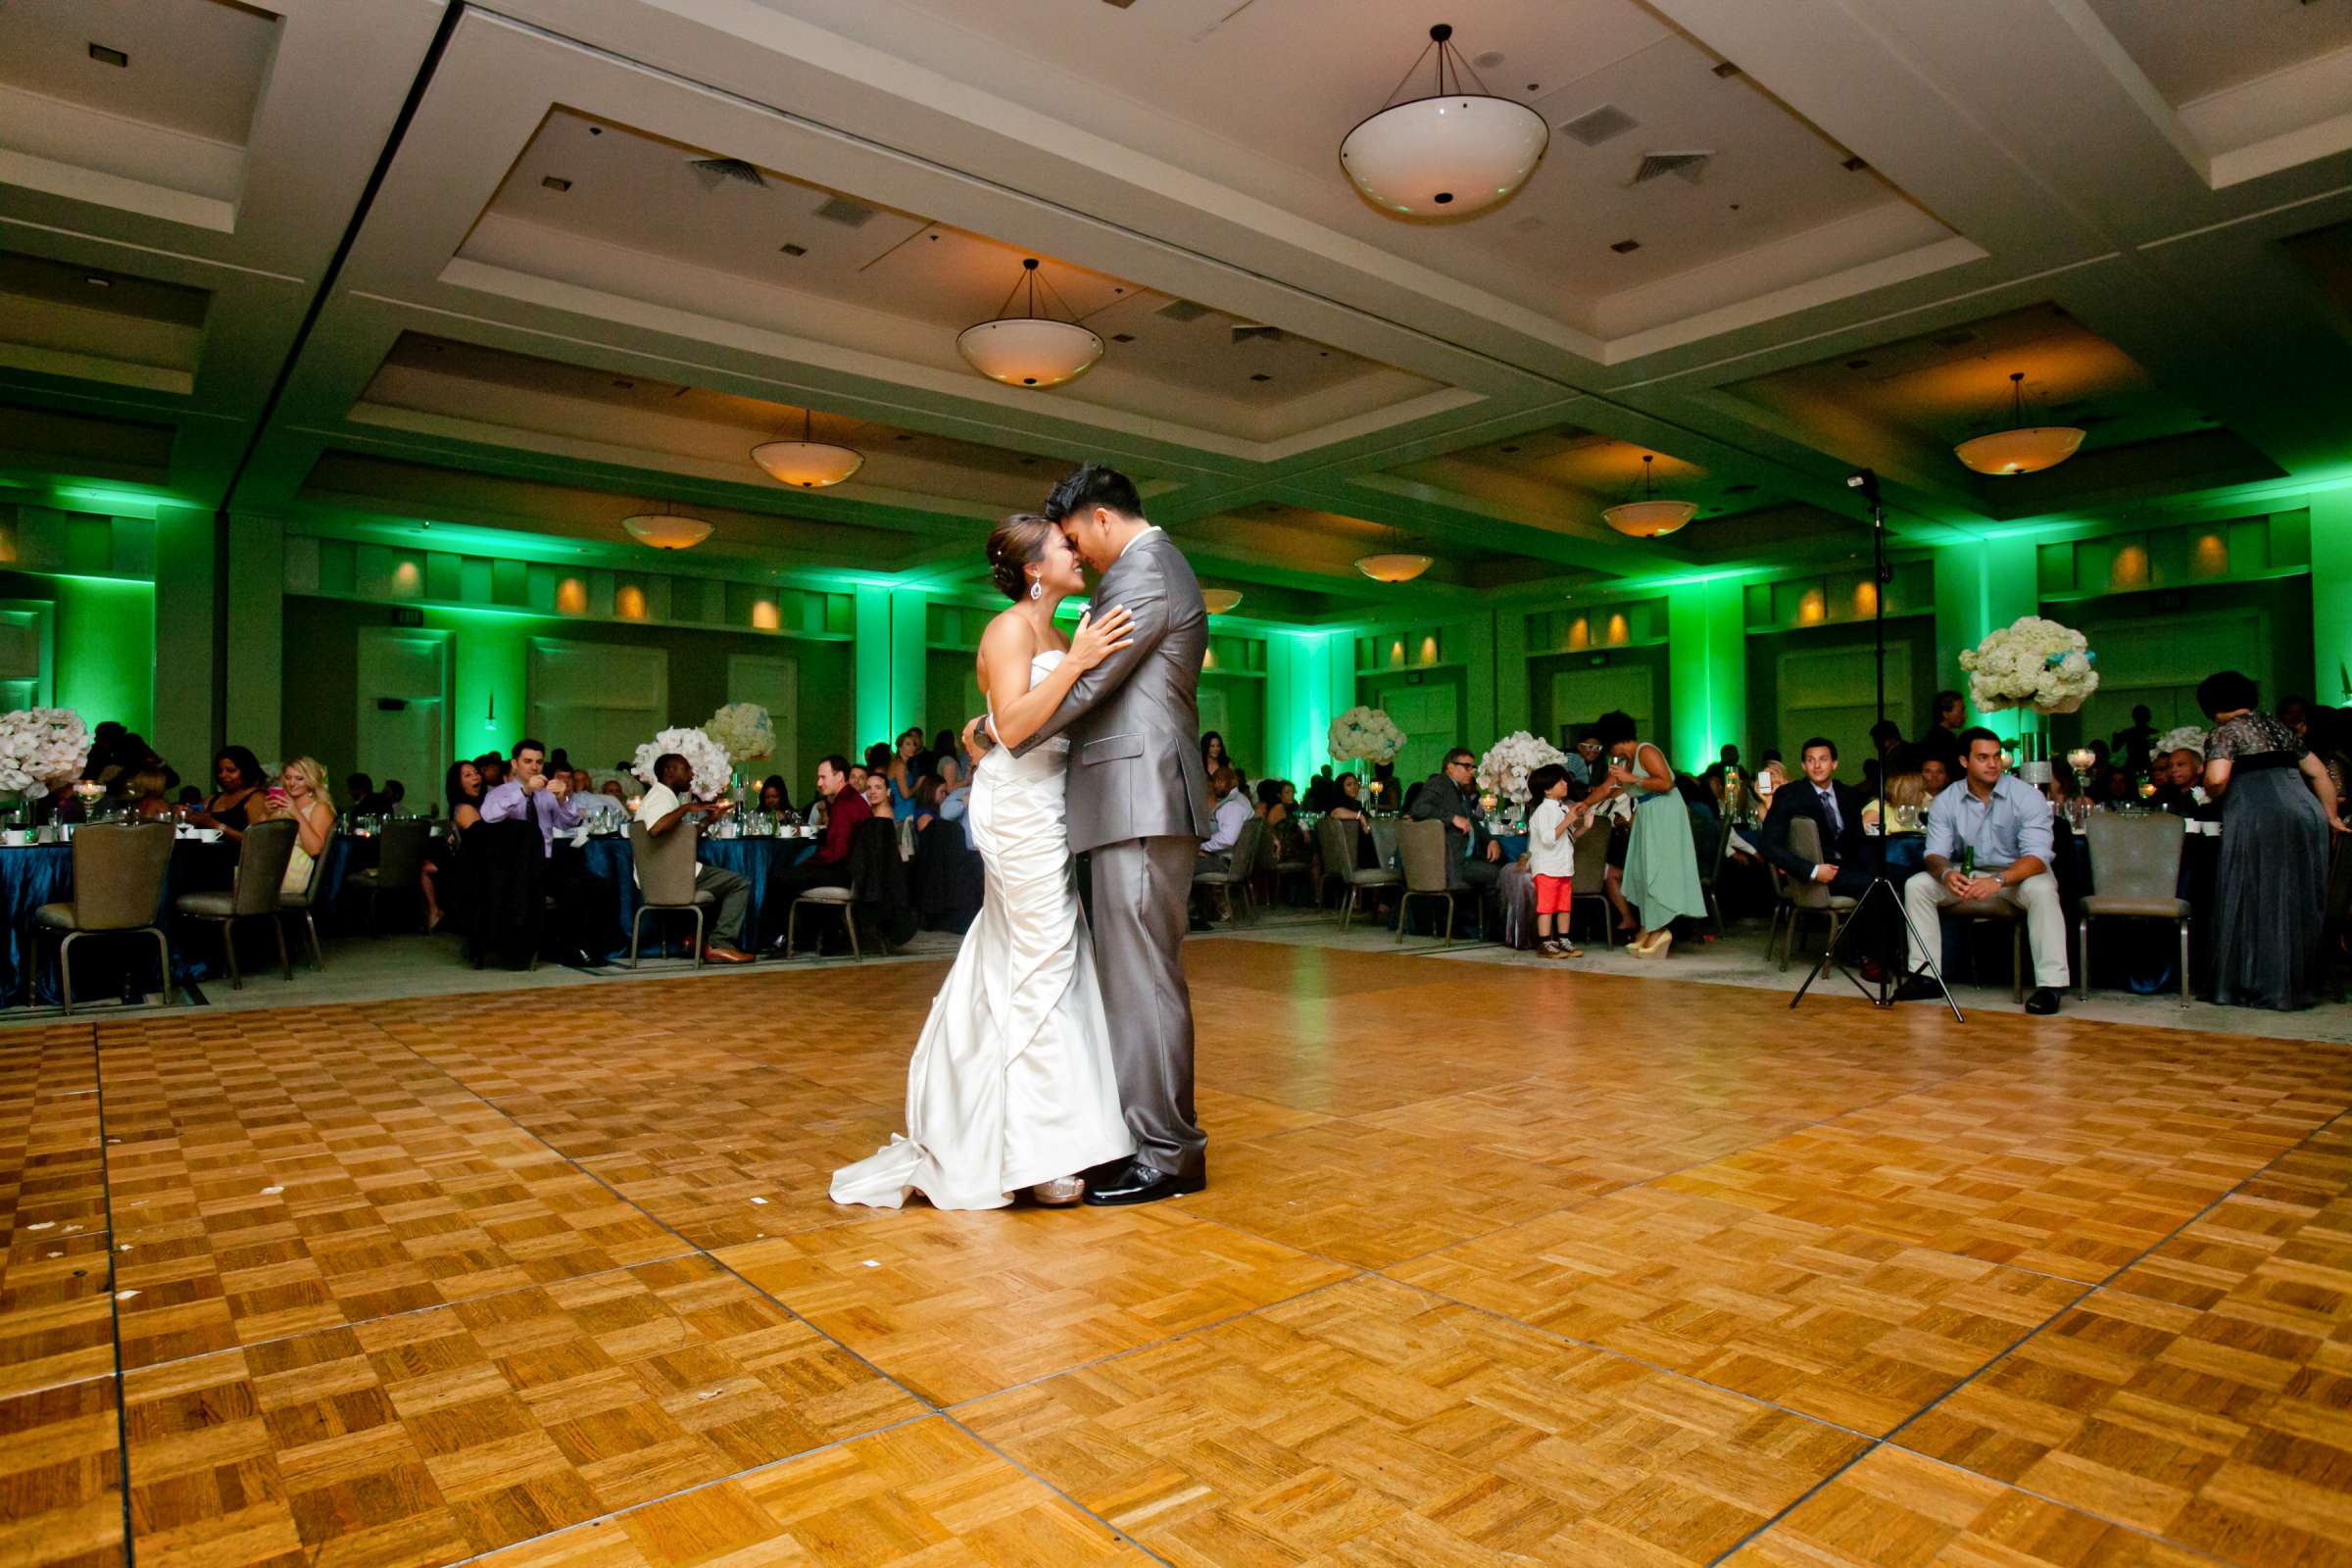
[830,651,1134,1209]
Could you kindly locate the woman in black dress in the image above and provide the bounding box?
[2200,670,2346,1010]
[189,746,267,842]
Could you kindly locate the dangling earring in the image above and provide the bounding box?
[1030,580,1042,601]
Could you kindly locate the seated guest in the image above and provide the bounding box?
[570,770,625,827]
[1896,727,2069,1013]
[1762,738,1890,968]
[189,746,269,841]
[770,756,868,928]
[120,767,172,820]
[384,780,406,814]
[421,759,484,933]
[1918,755,1950,798]
[474,753,507,790]
[256,757,337,897]
[846,760,870,799]
[935,755,971,845]
[1198,765,1250,868]
[1567,733,1602,791]
[2148,748,2210,818]
[634,750,753,963]
[908,773,942,831]
[479,737,612,964]
[759,774,793,815]
[1409,747,1504,892]
[1258,778,1308,894]
[345,772,392,816]
[1325,773,1381,869]
[175,785,204,809]
[861,771,897,821]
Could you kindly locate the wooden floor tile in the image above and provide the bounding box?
[960,1274,1868,1565]
[1725,1446,2217,1567]
[0,1377,123,1568]
[122,1253,923,1564]
[719,1204,1349,1405]
[0,1025,113,1397]
[1391,1185,2087,1436]
[473,1417,1146,1566]
[1896,1120,2352,1567]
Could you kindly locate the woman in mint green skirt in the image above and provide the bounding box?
[1593,710,1704,956]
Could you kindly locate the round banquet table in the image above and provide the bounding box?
[0,839,238,1004]
[575,832,816,960]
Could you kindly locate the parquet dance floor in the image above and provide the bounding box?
[3,941,2348,1566]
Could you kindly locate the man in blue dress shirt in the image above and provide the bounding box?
[1896,727,2070,1013]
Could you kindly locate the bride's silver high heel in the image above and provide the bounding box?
[1029,1176,1086,1206]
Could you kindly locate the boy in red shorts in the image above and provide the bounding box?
[1526,762,1584,958]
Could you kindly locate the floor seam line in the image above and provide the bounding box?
[87,1021,136,1568]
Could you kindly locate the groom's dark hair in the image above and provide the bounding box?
[1044,464,1143,524]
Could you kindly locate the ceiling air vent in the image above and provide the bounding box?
[812,195,876,226]
[1930,329,1978,349]
[1156,299,1210,322]
[1710,61,1741,78]
[1559,104,1637,147]
[689,157,766,189]
[1632,151,1712,185]
[1230,324,1285,345]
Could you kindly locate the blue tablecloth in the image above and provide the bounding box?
[577,834,815,959]
[0,840,238,1004]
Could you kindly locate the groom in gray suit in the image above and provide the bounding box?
[1000,466,1212,1205]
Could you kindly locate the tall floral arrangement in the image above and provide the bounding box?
[1328,706,1405,765]
[1476,730,1569,811]
[2156,724,2206,759]
[630,726,731,798]
[706,702,775,762]
[1959,615,2099,713]
[0,708,90,796]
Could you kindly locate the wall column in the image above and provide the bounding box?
[1933,536,2042,738]
[2311,494,2352,702]
[1666,578,1746,769]
[152,505,220,782]
[1461,610,1498,748]
[854,584,929,748]
[225,513,284,764]
[1495,605,1532,739]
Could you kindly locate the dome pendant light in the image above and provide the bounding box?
[751,407,863,489]
[1200,588,1244,614]
[1341,23,1549,220]
[1602,454,1697,538]
[621,511,712,551]
[1953,370,2084,476]
[1354,522,1434,582]
[957,257,1105,388]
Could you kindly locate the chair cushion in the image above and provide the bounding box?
[33,903,77,930]
[347,869,381,889]
[2081,895,2190,918]
[1950,898,2020,920]
[796,887,853,905]
[175,892,237,918]
[1347,869,1401,887]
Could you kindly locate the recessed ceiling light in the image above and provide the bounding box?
[1250,372,1272,382]
[778,243,807,257]
[1844,359,1871,369]
[1019,457,1037,465]
[84,274,110,288]
[88,43,127,67]
[588,126,603,136]
[1110,332,1136,343]
[541,175,571,192]
[1499,445,1519,454]
[612,378,633,388]
[1711,61,1741,78]
[1841,155,1869,172]
[1610,238,1641,253]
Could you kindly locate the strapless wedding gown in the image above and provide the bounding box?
[831,650,1134,1209]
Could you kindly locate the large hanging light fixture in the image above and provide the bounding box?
[752,407,862,489]
[1354,520,1434,582]
[1953,370,2084,476]
[1200,588,1244,614]
[957,258,1103,388]
[621,512,711,551]
[1602,453,1697,538]
[1341,24,1549,220]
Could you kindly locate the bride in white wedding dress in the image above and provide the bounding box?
[831,514,1138,1209]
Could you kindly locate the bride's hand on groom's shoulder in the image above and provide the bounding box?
[1069,605,1135,671]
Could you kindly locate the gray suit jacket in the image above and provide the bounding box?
[1013,529,1212,855]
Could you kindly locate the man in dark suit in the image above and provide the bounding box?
[1760,735,1889,967]
[1408,747,1504,893]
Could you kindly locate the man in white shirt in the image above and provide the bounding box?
[635,752,754,963]
[1197,765,1250,864]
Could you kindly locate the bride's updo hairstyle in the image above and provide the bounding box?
[986,513,1057,602]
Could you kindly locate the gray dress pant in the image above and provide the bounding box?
[1089,835,1204,1180]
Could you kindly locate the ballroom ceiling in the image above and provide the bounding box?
[4,0,2352,624]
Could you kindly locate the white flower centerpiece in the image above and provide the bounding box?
[1328,706,1405,768]
[0,708,91,814]
[631,726,732,802]
[2156,723,2206,759]
[706,703,774,764]
[1476,730,1569,822]
[1959,615,2099,714]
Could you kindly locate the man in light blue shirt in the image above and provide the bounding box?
[1897,727,2070,1013]
[935,754,973,849]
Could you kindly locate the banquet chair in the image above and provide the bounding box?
[1316,815,1397,931]
[1768,818,1857,971]
[275,827,330,971]
[1567,819,1614,949]
[173,817,297,989]
[1260,817,1312,907]
[28,821,177,1013]
[1944,894,2028,1003]
[627,820,711,968]
[1395,817,1455,945]
[347,817,432,934]
[1192,815,1263,925]
[1696,808,1732,937]
[787,850,868,960]
[2078,811,2190,1006]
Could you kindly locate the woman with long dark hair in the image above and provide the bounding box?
[189,745,268,841]
[2200,670,2345,1009]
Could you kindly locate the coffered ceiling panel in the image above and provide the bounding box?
[2084,0,2352,103]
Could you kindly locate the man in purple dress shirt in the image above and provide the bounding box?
[478,738,611,962]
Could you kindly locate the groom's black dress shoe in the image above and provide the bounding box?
[1082,1159,1205,1206]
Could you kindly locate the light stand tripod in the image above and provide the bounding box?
[1789,468,1962,1020]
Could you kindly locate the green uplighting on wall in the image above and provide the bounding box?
[54,576,155,734]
